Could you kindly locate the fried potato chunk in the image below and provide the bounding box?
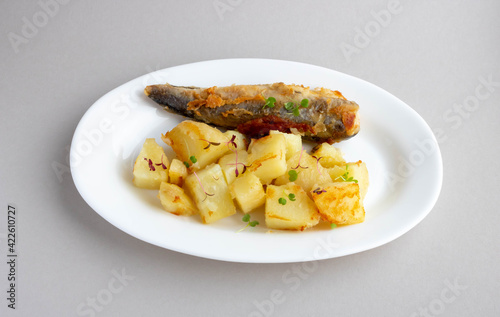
[133,138,169,189]
[247,133,287,184]
[162,121,230,171]
[311,182,365,225]
[158,182,197,216]
[184,163,236,224]
[265,184,320,231]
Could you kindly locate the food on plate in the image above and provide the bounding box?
[168,158,188,187]
[269,130,302,160]
[311,142,346,167]
[161,120,230,171]
[158,182,197,216]
[184,163,236,224]
[230,172,266,214]
[218,150,249,185]
[311,182,365,225]
[132,120,369,231]
[274,149,332,192]
[223,130,248,149]
[265,183,321,230]
[246,133,287,184]
[342,161,369,200]
[132,138,169,189]
[144,82,360,143]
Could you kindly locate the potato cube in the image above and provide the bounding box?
[311,182,365,225]
[269,130,302,160]
[132,138,169,189]
[184,163,236,224]
[345,161,369,200]
[158,182,197,216]
[162,120,230,171]
[230,172,266,213]
[274,150,332,192]
[311,143,345,168]
[326,165,346,182]
[224,130,248,151]
[168,158,188,187]
[265,184,320,231]
[218,150,249,185]
[247,133,287,184]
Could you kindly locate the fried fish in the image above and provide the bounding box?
[144,82,360,143]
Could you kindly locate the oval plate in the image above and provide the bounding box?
[70,59,443,263]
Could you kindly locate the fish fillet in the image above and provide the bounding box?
[144,82,360,143]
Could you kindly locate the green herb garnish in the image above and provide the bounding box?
[278,191,296,205]
[263,97,276,109]
[330,223,337,229]
[284,99,309,117]
[288,170,298,182]
[184,155,198,168]
[284,102,295,111]
[335,165,358,183]
[237,214,259,232]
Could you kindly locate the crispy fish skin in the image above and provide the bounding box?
[144,82,360,143]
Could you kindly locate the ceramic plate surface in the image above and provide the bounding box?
[71,59,443,263]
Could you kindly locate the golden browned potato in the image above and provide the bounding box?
[162,120,230,171]
[274,150,332,192]
[311,143,345,168]
[326,165,346,182]
[168,158,188,187]
[230,172,266,213]
[344,161,369,200]
[218,150,249,186]
[223,130,248,151]
[158,182,197,216]
[265,184,320,231]
[184,163,236,224]
[247,133,287,184]
[132,138,169,189]
[310,182,365,225]
[269,130,302,160]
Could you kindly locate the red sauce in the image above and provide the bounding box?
[237,115,314,139]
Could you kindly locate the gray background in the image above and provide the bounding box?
[1,0,499,316]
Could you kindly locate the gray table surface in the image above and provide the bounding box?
[1,1,499,316]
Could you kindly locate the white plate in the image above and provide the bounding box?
[70,59,442,263]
